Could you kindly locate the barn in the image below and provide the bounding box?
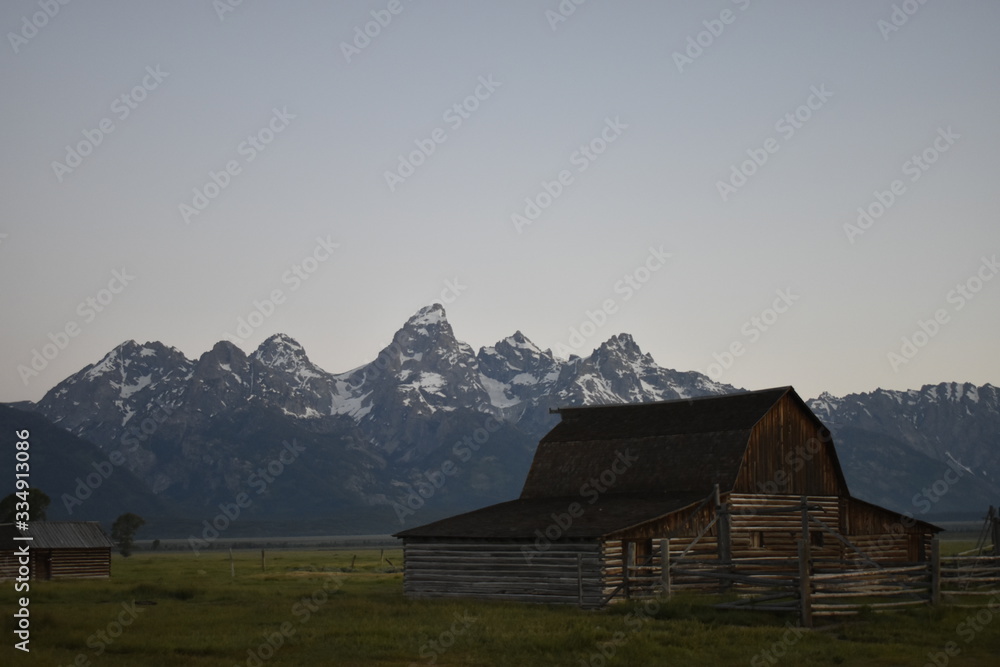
[395,386,940,607]
[0,522,115,580]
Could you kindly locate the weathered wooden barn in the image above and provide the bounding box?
[395,387,940,606]
[0,522,115,580]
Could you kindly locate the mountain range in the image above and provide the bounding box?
[3,304,997,539]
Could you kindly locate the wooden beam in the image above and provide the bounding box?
[798,538,813,628]
[931,538,941,605]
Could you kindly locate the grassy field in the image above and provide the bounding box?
[3,546,1000,666]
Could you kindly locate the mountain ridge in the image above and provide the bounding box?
[6,304,997,536]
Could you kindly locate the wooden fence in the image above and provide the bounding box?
[605,539,1000,626]
[598,495,1000,627]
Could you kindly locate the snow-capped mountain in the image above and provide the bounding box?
[14,304,998,535]
[23,304,735,533]
[807,383,1000,516]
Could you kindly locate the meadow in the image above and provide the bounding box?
[3,545,1000,666]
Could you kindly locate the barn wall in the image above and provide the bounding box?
[843,498,935,563]
[0,548,110,580]
[47,548,111,579]
[728,493,842,561]
[402,539,605,606]
[0,551,20,580]
[735,394,843,497]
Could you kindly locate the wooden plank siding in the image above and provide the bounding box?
[401,540,605,607]
[0,548,111,580]
[45,548,112,579]
[734,394,844,497]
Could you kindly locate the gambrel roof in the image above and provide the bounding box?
[396,387,931,539]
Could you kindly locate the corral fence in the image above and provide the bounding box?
[599,494,1000,627]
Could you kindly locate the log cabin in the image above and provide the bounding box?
[395,386,940,606]
[0,521,115,580]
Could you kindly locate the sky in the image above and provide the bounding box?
[1,0,998,404]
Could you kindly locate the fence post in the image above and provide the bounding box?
[992,512,1000,556]
[577,554,584,607]
[715,484,732,592]
[660,538,671,600]
[930,537,941,605]
[798,538,813,628]
[624,541,633,600]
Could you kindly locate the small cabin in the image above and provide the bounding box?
[0,522,115,580]
[395,387,940,606]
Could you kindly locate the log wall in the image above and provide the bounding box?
[401,539,605,606]
[0,548,111,580]
[47,548,112,579]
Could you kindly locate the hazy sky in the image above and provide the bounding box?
[2,1,998,403]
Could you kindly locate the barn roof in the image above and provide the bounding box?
[398,388,803,539]
[520,387,798,498]
[0,522,115,550]
[395,492,707,539]
[543,386,792,440]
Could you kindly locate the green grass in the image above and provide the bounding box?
[2,545,999,666]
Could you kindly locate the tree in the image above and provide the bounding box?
[111,513,145,557]
[0,487,50,523]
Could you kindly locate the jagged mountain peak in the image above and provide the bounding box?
[405,303,448,330]
[254,334,312,370]
[588,334,658,374]
[505,330,542,352]
[594,333,646,358]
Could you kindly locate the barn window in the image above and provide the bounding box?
[811,531,825,548]
[750,531,765,549]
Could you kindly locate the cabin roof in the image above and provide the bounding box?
[395,492,707,539]
[0,522,115,550]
